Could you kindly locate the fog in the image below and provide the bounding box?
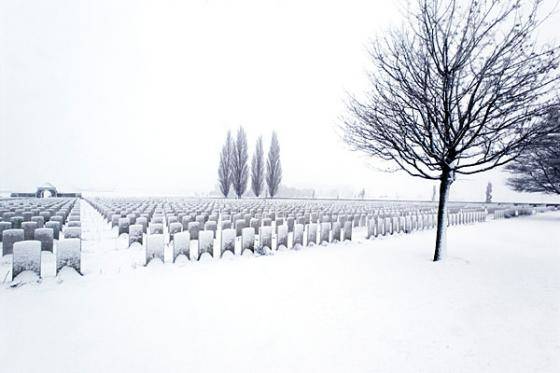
[1,0,559,202]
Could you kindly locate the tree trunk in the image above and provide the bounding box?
[433,168,454,262]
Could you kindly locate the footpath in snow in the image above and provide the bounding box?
[0,207,559,373]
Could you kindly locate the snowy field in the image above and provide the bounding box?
[0,202,559,373]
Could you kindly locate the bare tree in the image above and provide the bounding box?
[251,136,265,197]
[485,182,493,203]
[505,108,560,194]
[266,132,282,198]
[343,0,559,261]
[231,127,249,198]
[217,130,233,198]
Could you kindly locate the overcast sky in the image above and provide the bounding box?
[1,0,559,202]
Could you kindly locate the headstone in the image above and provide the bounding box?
[169,222,183,242]
[117,217,130,236]
[45,221,61,240]
[12,240,41,279]
[331,222,341,242]
[367,217,376,239]
[11,216,24,229]
[111,214,120,228]
[277,225,288,249]
[67,221,81,228]
[129,224,144,246]
[259,226,273,251]
[293,224,304,247]
[320,222,330,244]
[0,221,12,242]
[250,218,260,234]
[63,227,82,239]
[148,223,164,235]
[2,229,24,256]
[188,222,200,240]
[235,219,246,237]
[241,227,255,254]
[22,221,38,240]
[306,223,317,245]
[204,221,217,234]
[136,217,148,233]
[30,216,45,228]
[56,238,81,275]
[197,230,214,260]
[220,228,236,257]
[287,217,295,233]
[146,233,165,265]
[343,221,352,241]
[173,231,191,261]
[34,228,54,252]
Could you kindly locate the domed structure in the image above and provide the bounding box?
[36,183,58,198]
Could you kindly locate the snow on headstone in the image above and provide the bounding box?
[0,221,12,242]
[384,217,392,235]
[188,222,200,240]
[173,231,190,261]
[287,217,295,233]
[320,222,330,244]
[45,221,61,239]
[22,221,38,240]
[293,224,304,248]
[331,222,341,242]
[118,218,130,236]
[377,217,385,236]
[235,219,246,237]
[111,214,120,228]
[31,216,45,228]
[241,227,255,254]
[277,224,288,249]
[220,228,236,257]
[136,217,148,233]
[34,228,54,252]
[56,238,81,275]
[250,218,260,234]
[2,228,24,256]
[146,233,165,265]
[149,223,164,235]
[258,226,273,253]
[12,240,41,279]
[129,224,144,246]
[169,222,182,242]
[306,223,317,245]
[204,221,217,234]
[63,227,81,239]
[367,217,376,239]
[127,213,137,225]
[197,230,214,260]
[343,221,353,241]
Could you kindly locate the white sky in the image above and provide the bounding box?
[1,0,559,203]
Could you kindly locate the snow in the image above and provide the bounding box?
[0,201,559,373]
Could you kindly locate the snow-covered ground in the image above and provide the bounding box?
[1,203,559,373]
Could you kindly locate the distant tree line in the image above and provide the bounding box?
[218,127,282,198]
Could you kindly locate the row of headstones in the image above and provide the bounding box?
[87,198,446,225]
[117,213,358,243]
[0,198,79,239]
[493,206,557,220]
[366,210,487,238]
[2,200,82,280]
[143,222,353,265]
[10,238,82,280]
